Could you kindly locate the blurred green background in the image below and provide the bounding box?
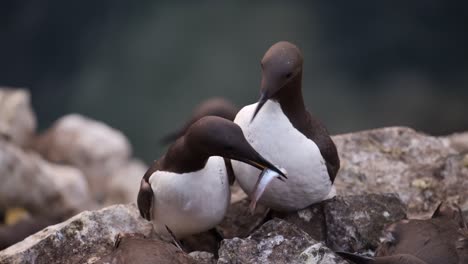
[1,1,467,162]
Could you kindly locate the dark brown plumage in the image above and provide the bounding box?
[137,116,286,237]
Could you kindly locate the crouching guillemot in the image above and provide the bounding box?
[137,116,286,238]
[160,97,238,144]
[232,41,340,211]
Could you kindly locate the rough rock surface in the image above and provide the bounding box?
[218,218,347,264]
[333,127,468,217]
[272,203,326,242]
[443,131,468,153]
[324,194,407,252]
[0,88,36,147]
[188,251,216,264]
[0,204,153,264]
[0,140,94,217]
[216,199,269,239]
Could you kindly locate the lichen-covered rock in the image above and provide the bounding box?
[0,88,36,147]
[188,251,216,264]
[442,131,468,153]
[272,202,326,242]
[0,204,153,264]
[216,199,269,239]
[333,127,468,217]
[34,114,132,202]
[324,193,407,253]
[0,140,94,217]
[104,159,147,205]
[217,218,346,264]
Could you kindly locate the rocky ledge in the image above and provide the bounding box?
[0,87,467,263]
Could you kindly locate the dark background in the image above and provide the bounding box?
[1,1,467,162]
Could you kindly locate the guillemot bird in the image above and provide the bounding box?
[137,116,286,238]
[160,97,238,144]
[232,41,340,211]
[337,202,468,264]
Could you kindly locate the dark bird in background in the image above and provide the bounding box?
[160,97,238,144]
[337,202,468,264]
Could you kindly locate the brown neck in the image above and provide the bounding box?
[160,137,209,174]
[271,72,308,124]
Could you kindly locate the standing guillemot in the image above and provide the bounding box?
[160,97,238,144]
[337,202,468,264]
[232,41,340,211]
[137,116,286,238]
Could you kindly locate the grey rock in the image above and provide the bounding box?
[216,198,269,239]
[0,140,94,217]
[217,218,347,264]
[0,204,153,264]
[272,203,326,242]
[0,88,36,148]
[189,251,216,264]
[104,159,147,205]
[332,126,468,217]
[442,131,468,153]
[34,114,133,202]
[324,193,407,253]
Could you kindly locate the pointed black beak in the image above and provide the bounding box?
[233,150,287,181]
[250,91,269,123]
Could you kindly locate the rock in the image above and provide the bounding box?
[324,193,407,253]
[442,131,468,153]
[181,231,220,255]
[0,88,36,147]
[0,204,154,264]
[188,251,215,264]
[217,218,347,264]
[34,114,132,202]
[95,233,195,264]
[216,199,269,239]
[104,159,147,205]
[333,127,468,217]
[0,140,94,217]
[272,202,326,242]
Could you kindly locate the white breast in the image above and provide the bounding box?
[232,100,332,211]
[149,156,230,238]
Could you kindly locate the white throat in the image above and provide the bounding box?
[232,100,332,211]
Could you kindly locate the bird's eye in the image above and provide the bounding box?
[285,72,292,78]
[260,62,264,69]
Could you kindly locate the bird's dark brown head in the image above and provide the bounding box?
[252,41,304,122]
[184,116,286,179]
